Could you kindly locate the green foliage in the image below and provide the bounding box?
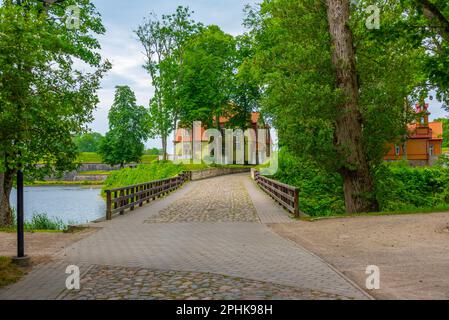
[434,118,449,148]
[136,6,203,158]
[74,133,104,153]
[178,25,237,128]
[0,0,111,179]
[375,164,449,211]
[273,149,345,217]
[10,210,67,231]
[25,213,67,231]
[146,148,163,156]
[141,155,159,164]
[102,162,186,191]
[99,86,150,167]
[274,149,449,216]
[76,152,157,165]
[247,0,423,171]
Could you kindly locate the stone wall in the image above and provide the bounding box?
[190,168,251,181]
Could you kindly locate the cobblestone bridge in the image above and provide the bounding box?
[0,174,369,300]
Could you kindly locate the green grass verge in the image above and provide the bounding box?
[76,152,102,163]
[0,228,63,233]
[76,152,159,164]
[141,155,159,164]
[300,205,449,221]
[0,257,25,288]
[103,161,256,192]
[77,170,111,175]
[27,181,104,186]
[1,212,70,232]
[102,162,187,192]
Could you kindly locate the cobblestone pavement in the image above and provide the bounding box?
[145,176,259,223]
[0,174,370,300]
[58,265,353,300]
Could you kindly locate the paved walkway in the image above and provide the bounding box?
[0,174,369,300]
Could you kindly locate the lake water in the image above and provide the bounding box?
[10,186,106,225]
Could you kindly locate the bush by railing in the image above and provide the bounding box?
[254,171,302,217]
[105,171,191,220]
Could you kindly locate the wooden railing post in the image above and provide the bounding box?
[120,190,125,215]
[106,190,112,221]
[104,172,192,221]
[294,188,300,217]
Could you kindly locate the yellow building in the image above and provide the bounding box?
[385,103,443,166]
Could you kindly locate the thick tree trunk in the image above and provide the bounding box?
[326,0,378,213]
[0,170,15,227]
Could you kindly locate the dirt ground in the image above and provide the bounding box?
[0,229,97,265]
[269,212,449,300]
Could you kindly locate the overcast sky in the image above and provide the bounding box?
[88,0,448,150]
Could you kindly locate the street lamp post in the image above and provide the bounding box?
[12,169,30,266]
[17,170,25,258]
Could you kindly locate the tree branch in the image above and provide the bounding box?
[418,0,449,43]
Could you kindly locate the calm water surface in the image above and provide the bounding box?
[10,186,106,224]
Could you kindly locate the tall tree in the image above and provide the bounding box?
[0,0,110,227]
[136,6,201,160]
[177,25,237,129]
[99,86,149,167]
[74,132,104,153]
[326,0,376,212]
[247,0,424,213]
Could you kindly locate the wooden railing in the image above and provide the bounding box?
[104,171,191,220]
[254,171,301,217]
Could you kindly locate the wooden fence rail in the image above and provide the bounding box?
[105,171,191,220]
[254,171,301,217]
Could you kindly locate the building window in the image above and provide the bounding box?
[429,145,434,157]
[395,145,401,156]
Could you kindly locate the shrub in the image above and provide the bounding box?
[375,164,449,212]
[271,149,449,216]
[272,149,346,216]
[9,210,68,231]
[102,162,187,192]
[25,213,67,231]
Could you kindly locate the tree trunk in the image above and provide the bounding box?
[162,135,168,161]
[173,118,178,162]
[0,170,15,227]
[326,0,378,213]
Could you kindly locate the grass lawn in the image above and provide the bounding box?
[443,147,449,154]
[0,257,25,288]
[141,155,159,164]
[78,170,111,175]
[76,152,159,164]
[0,227,63,233]
[76,152,102,163]
[300,205,449,221]
[28,180,104,186]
